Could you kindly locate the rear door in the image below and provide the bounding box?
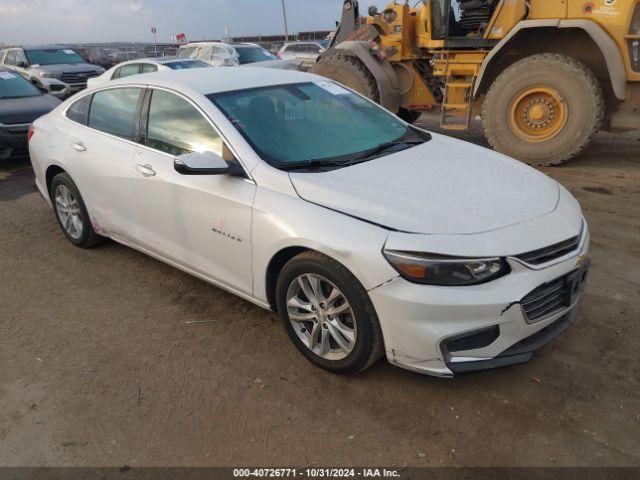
[131,88,255,294]
[60,87,143,239]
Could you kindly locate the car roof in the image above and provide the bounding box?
[228,43,260,48]
[22,44,70,51]
[116,58,200,65]
[114,67,322,95]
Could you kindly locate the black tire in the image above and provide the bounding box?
[482,53,604,166]
[275,251,384,375]
[50,172,105,248]
[311,52,380,101]
[397,107,422,124]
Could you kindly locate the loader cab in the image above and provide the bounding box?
[429,0,499,47]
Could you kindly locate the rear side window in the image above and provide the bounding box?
[146,89,222,156]
[112,64,140,80]
[66,94,92,124]
[140,63,157,73]
[88,88,142,139]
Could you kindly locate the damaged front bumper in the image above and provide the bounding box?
[369,229,590,377]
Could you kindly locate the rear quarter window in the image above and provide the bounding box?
[66,94,92,125]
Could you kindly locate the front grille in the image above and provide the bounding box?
[521,264,589,323]
[521,276,568,322]
[60,71,99,84]
[515,232,581,265]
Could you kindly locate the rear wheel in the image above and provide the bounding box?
[482,53,604,166]
[50,172,104,248]
[276,251,384,375]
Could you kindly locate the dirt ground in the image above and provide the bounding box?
[1,116,639,468]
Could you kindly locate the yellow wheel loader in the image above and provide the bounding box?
[312,0,640,165]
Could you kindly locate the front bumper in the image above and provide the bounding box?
[369,230,590,377]
[39,78,71,99]
[0,123,30,160]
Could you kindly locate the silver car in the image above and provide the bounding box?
[277,41,328,68]
[0,45,104,99]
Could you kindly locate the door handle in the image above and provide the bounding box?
[71,141,86,152]
[136,163,156,177]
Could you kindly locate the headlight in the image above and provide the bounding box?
[383,250,509,286]
[39,72,60,79]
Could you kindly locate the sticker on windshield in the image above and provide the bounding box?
[0,72,16,80]
[315,81,350,96]
[63,49,76,54]
[284,100,304,121]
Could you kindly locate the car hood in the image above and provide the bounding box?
[34,63,102,74]
[0,94,60,124]
[288,134,560,235]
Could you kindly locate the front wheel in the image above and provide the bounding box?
[482,53,604,166]
[276,251,384,375]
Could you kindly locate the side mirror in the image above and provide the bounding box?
[17,61,28,68]
[174,151,242,176]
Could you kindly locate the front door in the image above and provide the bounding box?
[132,88,255,294]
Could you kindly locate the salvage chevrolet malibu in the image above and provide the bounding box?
[28,68,590,377]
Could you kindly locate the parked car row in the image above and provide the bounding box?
[0,39,325,160]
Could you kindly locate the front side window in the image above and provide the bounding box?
[25,49,85,65]
[0,70,41,98]
[66,94,92,124]
[235,47,276,64]
[210,81,423,169]
[146,89,222,156]
[88,88,142,139]
[112,64,141,79]
[15,50,28,66]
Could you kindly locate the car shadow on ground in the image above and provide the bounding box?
[0,156,36,202]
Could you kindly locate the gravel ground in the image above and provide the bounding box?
[1,117,639,467]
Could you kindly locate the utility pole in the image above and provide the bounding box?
[281,0,289,42]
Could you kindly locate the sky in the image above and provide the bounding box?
[0,0,392,45]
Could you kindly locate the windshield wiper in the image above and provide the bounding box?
[279,158,348,172]
[346,135,425,165]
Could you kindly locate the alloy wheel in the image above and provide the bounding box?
[54,184,84,240]
[286,273,357,361]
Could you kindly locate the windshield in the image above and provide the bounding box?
[0,70,41,98]
[165,60,210,70]
[209,81,427,169]
[176,46,197,59]
[234,46,277,64]
[25,48,86,65]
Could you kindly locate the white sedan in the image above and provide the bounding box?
[28,68,590,377]
[87,58,210,87]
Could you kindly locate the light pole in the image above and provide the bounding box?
[151,26,157,57]
[281,0,289,42]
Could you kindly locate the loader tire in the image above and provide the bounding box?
[311,52,380,102]
[482,53,604,166]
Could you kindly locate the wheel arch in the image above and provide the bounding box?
[474,20,627,102]
[265,246,310,310]
[45,164,67,197]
